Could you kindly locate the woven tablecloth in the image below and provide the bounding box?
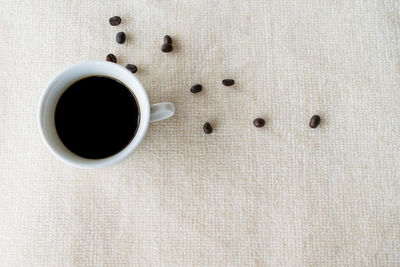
[0,0,399,266]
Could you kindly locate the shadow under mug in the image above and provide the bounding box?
[38,61,175,169]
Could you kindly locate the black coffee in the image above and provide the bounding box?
[55,76,140,159]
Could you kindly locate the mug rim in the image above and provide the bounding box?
[38,60,150,169]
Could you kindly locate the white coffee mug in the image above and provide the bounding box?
[38,61,175,169]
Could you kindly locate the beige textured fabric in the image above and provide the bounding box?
[0,0,399,266]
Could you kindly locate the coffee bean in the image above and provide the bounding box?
[222,79,235,86]
[164,35,172,44]
[203,122,213,134]
[190,84,202,94]
[253,118,265,128]
[161,43,173,53]
[116,32,126,44]
[125,64,137,74]
[109,16,121,26]
[309,115,321,128]
[106,53,117,63]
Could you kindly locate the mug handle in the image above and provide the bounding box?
[150,103,175,123]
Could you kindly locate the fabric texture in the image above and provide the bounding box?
[0,0,399,266]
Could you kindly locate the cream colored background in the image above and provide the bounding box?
[0,0,399,266]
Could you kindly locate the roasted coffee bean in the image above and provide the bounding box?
[203,122,213,134]
[164,35,172,44]
[253,118,265,128]
[125,64,137,74]
[116,32,126,44]
[109,16,121,26]
[190,84,202,94]
[161,43,173,53]
[106,53,117,63]
[222,79,235,86]
[309,115,321,128]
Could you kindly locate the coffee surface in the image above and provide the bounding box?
[55,76,140,159]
